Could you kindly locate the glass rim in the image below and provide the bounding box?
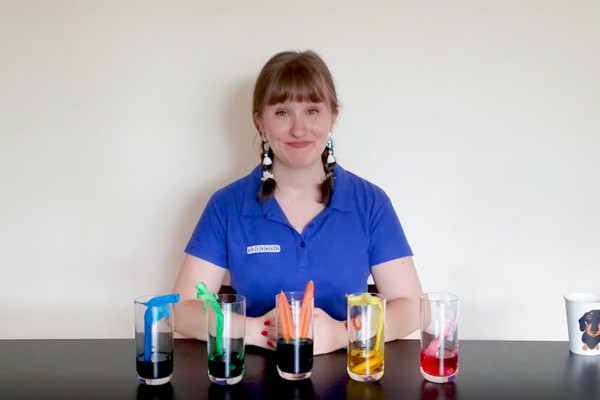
[277,290,307,295]
[134,294,167,304]
[276,291,312,301]
[216,293,246,304]
[420,292,459,303]
[346,292,386,300]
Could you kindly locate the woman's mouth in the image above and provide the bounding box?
[287,141,312,148]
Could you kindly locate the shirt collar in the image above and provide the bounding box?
[241,166,264,216]
[240,164,354,216]
[327,165,353,212]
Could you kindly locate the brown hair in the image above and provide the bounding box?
[253,50,339,205]
[253,50,339,122]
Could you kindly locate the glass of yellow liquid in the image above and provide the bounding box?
[346,293,386,382]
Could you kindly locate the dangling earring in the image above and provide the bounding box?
[326,131,336,165]
[261,134,272,166]
[261,134,274,182]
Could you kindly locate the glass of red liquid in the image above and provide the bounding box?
[420,292,459,383]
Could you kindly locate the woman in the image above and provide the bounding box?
[172,50,422,355]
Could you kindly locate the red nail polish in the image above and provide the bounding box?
[261,330,268,337]
[264,321,271,326]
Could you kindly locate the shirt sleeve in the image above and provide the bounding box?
[184,194,229,269]
[368,195,413,267]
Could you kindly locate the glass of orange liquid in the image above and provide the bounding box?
[346,293,386,382]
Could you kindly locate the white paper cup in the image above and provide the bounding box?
[564,292,600,356]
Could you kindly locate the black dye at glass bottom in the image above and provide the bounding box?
[276,338,313,380]
[208,351,245,379]
[136,352,173,385]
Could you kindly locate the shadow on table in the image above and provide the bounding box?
[206,378,315,400]
[344,379,385,400]
[268,379,315,400]
[137,383,174,400]
[563,353,600,397]
[208,382,252,400]
[420,380,457,400]
[261,363,315,400]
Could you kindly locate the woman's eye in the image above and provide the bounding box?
[275,110,288,117]
[307,108,319,115]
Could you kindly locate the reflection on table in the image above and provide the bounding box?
[1,339,599,399]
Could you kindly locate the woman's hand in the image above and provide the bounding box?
[246,307,346,355]
[246,308,278,350]
[313,308,347,355]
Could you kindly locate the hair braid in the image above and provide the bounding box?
[320,147,336,206]
[258,147,276,202]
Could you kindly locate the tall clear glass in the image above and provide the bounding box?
[276,291,314,380]
[346,293,386,382]
[207,294,246,385]
[135,295,176,385]
[420,292,459,383]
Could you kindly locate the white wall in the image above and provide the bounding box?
[1,1,598,340]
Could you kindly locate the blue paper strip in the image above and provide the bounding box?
[142,294,180,362]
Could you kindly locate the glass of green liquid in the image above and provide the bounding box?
[207,294,246,385]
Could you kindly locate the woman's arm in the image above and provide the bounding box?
[171,254,276,350]
[171,254,226,340]
[371,256,423,341]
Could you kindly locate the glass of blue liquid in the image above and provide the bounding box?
[134,294,178,385]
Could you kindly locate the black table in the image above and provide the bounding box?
[1,339,599,399]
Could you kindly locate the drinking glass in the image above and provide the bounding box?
[420,292,459,383]
[135,294,178,385]
[207,294,246,385]
[276,291,314,380]
[346,292,386,382]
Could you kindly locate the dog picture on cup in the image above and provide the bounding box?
[579,310,600,351]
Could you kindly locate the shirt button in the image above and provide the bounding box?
[300,242,306,248]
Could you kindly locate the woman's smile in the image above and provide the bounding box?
[287,141,313,148]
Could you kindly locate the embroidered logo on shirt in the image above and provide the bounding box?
[247,244,281,254]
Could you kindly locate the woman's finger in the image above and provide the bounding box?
[261,326,276,340]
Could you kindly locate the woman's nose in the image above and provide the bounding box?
[289,117,307,137]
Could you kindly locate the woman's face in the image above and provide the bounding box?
[256,100,337,172]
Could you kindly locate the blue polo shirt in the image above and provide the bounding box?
[185,165,413,320]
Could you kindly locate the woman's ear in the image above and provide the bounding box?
[330,109,339,131]
[253,112,262,132]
